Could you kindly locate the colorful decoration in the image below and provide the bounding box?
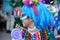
[42,0,46,4]
[48,24,52,33]
[42,27,49,40]
[32,4,38,16]
[22,0,39,6]
[48,24,52,30]
[11,28,22,39]
[11,0,55,40]
[13,7,23,27]
[11,24,56,40]
[54,12,58,27]
[34,31,42,40]
[22,2,53,30]
[13,7,17,17]
[13,7,22,17]
[39,0,42,2]
[20,26,54,40]
[22,0,39,15]
[20,27,42,40]
[15,24,20,28]
[20,27,26,38]
[17,8,22,17]
[54,16,58,27]
[34,0,38,4]
[23,0,30,6]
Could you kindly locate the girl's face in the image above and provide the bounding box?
[22,18,33,27]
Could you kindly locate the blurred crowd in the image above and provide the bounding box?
[0,5,15,33]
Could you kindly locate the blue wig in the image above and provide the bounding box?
[22,2,53,30]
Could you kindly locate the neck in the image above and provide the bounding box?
[28,22,35,29]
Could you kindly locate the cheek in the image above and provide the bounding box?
[22,20,29,26]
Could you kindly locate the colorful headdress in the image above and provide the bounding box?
[22,2,53,30]
[22,0,39,6]
[22,0,44,6]
[13,7,22,17]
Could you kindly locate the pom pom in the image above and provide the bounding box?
[34,0,38,4]
[15,24,20,28]
[13,7,22,17]
[22,0,30,5]
[11,28,22,39]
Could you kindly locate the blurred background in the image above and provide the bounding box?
[0,0,60,40]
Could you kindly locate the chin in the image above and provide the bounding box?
[23,23,28,26]
[23,24,27,26]
[23,24,25,26]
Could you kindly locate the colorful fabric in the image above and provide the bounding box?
[11,24,56,40]
[19,27,49,40]
[32,4,38,16]
[42,27,49,40]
